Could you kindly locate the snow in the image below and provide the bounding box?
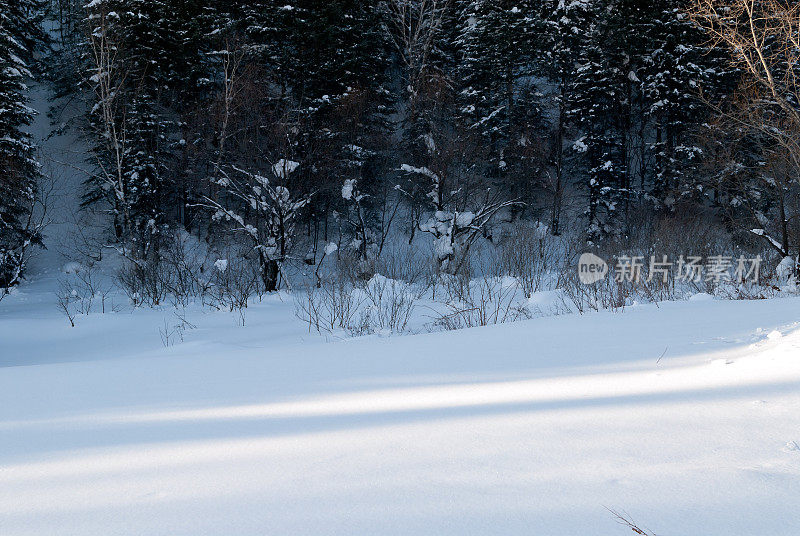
[271,158,299,180]
[2,290,800,534]
[61,262,85,274]
[341,178,355,200]
[776,256,795,280]
[776,257,797,292]
[422,133,436,154]
[324,242,338,255]
[399,163,439,181]
[213,259,228,273]
[767,329,783,341]
[454,211,475,227]
[751,228,784,252]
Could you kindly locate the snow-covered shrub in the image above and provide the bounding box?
[558,264,628,314]
[358,275,416,333]
[73,265,114,314]
[374,244,435,292]
[116,254,170,307]
[296,274,417,336]
[775,256,799,291]
[160,231,208,307]
[295,278,364,334]
[500,222,557,297]
[334,248,378,284]
[435,271,472,304]
[55,262,116,324]
[435,275,530,330]
[715,280,775,301]
[526,289,574,318]
[113,230,202,308]
[206,255,260,323]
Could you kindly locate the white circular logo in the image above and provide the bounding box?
[578,253,608,284]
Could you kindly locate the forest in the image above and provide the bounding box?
[2,0,799,314]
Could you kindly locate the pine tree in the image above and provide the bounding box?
[393,0,462,228]
[83,0,192,253]
[640,0,732,203]
[539,0,594,235]
[242,1,393,258]
[0,0,44,289]
[243,1,390,113]
[455,0,547,205]
[117,0,183,252]
[566,0,632,237]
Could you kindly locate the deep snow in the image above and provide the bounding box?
[2,292,800,535]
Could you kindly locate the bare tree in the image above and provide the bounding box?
[690,0,800,180]
[690,0,800,263]
[384,0,452,95]
[210,40,246,182]
[607,508,657,536]
[199,164,310,292]
[85,0,130,239]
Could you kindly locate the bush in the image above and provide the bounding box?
[295,278,363,334]
[116,255,170,307]
[206,254,260,323]
[435,274,530,330]
[359,275,416,333]
[296,273,417,336]
[500,222,558,297]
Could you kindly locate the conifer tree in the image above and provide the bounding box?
[0,0,44,289]
[539,0,593,235]
[455,0,547,206]
[641,0,732,203]
[566,0,632,236]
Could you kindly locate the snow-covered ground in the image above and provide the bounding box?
[2,290,800,535]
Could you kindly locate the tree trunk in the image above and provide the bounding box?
[551,79,565,236]
[260,251,279,292]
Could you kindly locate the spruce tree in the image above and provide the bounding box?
[83,0,191,252]
[566,0,632,236]
[456,0,547,206]
[242,1,393,256]
[641,0,732,203]
[0,0,44,288]
[539,0,593,235]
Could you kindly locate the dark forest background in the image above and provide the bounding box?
[2,0,798,297]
